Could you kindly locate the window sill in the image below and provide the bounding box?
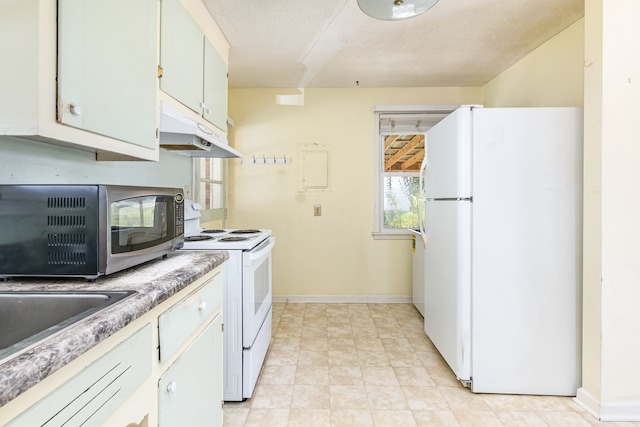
[372,232,413,240]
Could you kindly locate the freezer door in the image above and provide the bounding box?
[424,198,471,383]
[424,107,472,200]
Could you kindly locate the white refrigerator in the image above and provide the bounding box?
[420,106,582,395]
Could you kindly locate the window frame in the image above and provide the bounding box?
[193,157,227,225]
[372,104,458,240]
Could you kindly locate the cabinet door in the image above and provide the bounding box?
[7,324,152,427]
[57,0,157,149]
[159,0,204,114]
[159,313,223,427]
[203,39,228,132]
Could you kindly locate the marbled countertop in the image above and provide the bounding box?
[0,250,228,407]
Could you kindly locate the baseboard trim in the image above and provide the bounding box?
[272,295,413,304]
[575,387,640,422]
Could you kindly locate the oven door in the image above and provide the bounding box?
[242,236,275,347]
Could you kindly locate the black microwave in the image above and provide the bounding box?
[0,185,184,280]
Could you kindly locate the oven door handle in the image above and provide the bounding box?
[247,237,276,261]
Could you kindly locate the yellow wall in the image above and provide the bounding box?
[582,0,640,415]
[227,18,585,301]
[227,88,481,300]
[482,18,584,107]
[581,1,604,405]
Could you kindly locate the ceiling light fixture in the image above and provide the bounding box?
[357,0,438,21]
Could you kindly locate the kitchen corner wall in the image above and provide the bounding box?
[227,87,482,300]
[0,136,192,189]
[482,18,585,108]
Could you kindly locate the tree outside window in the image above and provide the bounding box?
[382,134,423,230]
[383,174,421,229]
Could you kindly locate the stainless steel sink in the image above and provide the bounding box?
[0,290,136,363]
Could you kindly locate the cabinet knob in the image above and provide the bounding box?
[69,104,82,116]
[166,381,177,394]
[198,301,207,311]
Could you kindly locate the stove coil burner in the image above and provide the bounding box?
[230,229,261,234]
[202,229,226,234]
[184,235,215,242]
[219,236,249,242]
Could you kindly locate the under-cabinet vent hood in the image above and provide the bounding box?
[159,102,242,158]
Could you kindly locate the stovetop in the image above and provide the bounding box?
[182,227,272,251]
[179,199,272,250]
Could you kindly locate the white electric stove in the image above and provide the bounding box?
[180,201,274,401]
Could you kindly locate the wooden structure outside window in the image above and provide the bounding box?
[384,134,424,172]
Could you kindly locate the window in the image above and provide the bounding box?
[382,136,423,230]
[373,105,457,239]
[194,157,226,224]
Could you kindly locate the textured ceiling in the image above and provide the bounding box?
[201,0,584,89]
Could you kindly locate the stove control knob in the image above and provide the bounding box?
[191,202,202,211]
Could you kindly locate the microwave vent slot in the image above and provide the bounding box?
[47,197,87,210]
[47,251,87,265]
[47,233,87,247]
[47,215,87,228]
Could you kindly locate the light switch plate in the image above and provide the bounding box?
[314,205,321,216]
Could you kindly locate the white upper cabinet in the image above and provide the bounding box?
[0,0,160,161]
[203,39,228,132]
[159,0,204,115]
[160,0,229,133]
[57,0,158,150]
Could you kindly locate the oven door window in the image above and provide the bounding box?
[242,238,274,346]
[110,195,175,253]
[253,260,270,316]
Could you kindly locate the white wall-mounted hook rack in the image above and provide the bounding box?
[251,154,291,165]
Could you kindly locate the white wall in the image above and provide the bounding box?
[227,87,482,300]
[577,0,640,421]
[0,136,192,189]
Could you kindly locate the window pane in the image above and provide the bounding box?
[211,158,222,180]
[383,176,420,229]
[211,182,222,209]
[198,181,223,210]
[198,158,222,182]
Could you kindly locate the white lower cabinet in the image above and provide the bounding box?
[0,266,224,427]
[6,324,153,427]
[159,313,223,426]
[158,271,224,426]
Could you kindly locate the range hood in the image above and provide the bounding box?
[159,102,242,158]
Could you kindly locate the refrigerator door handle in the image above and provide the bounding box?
[418,155,428,248]
[418,198,427,248]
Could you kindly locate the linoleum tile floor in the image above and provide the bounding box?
[223,302,639,427]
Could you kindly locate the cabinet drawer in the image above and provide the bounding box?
[7,323,152,427]
[158,272,222,362]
